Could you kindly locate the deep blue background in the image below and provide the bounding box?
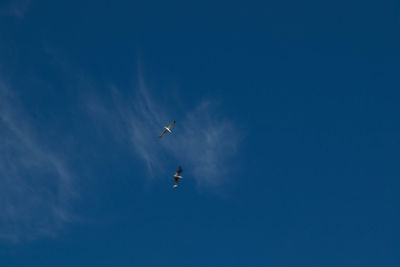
[0,0,399,266]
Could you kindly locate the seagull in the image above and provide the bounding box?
[159,120,176,138]
[173,166,183,188]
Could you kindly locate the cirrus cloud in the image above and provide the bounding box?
[88,74,240,189]
[0,83,77,242]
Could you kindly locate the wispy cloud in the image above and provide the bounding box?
[89,74,240,189]
[165,101,239,187]
[0,83,76,242]
[0,0,31,19]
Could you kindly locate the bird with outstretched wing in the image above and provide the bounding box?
[159,120,176,138]
[173,166,183,188]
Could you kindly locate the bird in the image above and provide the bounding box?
[159,120,176,138]
[172,166,183,188]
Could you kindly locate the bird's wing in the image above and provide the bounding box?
[177,166,182,174]
[168,120,176,129]
[159,129,167,138]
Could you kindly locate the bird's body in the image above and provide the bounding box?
[173,166,183,188]
[159,120,176,138]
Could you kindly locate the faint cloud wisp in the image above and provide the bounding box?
[91,76,239,189]
[0,84,76,242]
[0,0,31,19]
[166,101,239,187]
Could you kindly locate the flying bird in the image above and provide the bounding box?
[173,166,183,188]
[159,120,176,138]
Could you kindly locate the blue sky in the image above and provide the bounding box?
[0,0,399,266]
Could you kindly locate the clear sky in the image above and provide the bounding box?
[0,0,399,266]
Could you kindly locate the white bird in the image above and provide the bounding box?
[159,120,176,138]
[173,166,183,188]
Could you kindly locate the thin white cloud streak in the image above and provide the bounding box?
[0,84,76,242]
[165,101,239,187]
[91,77,239,189]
